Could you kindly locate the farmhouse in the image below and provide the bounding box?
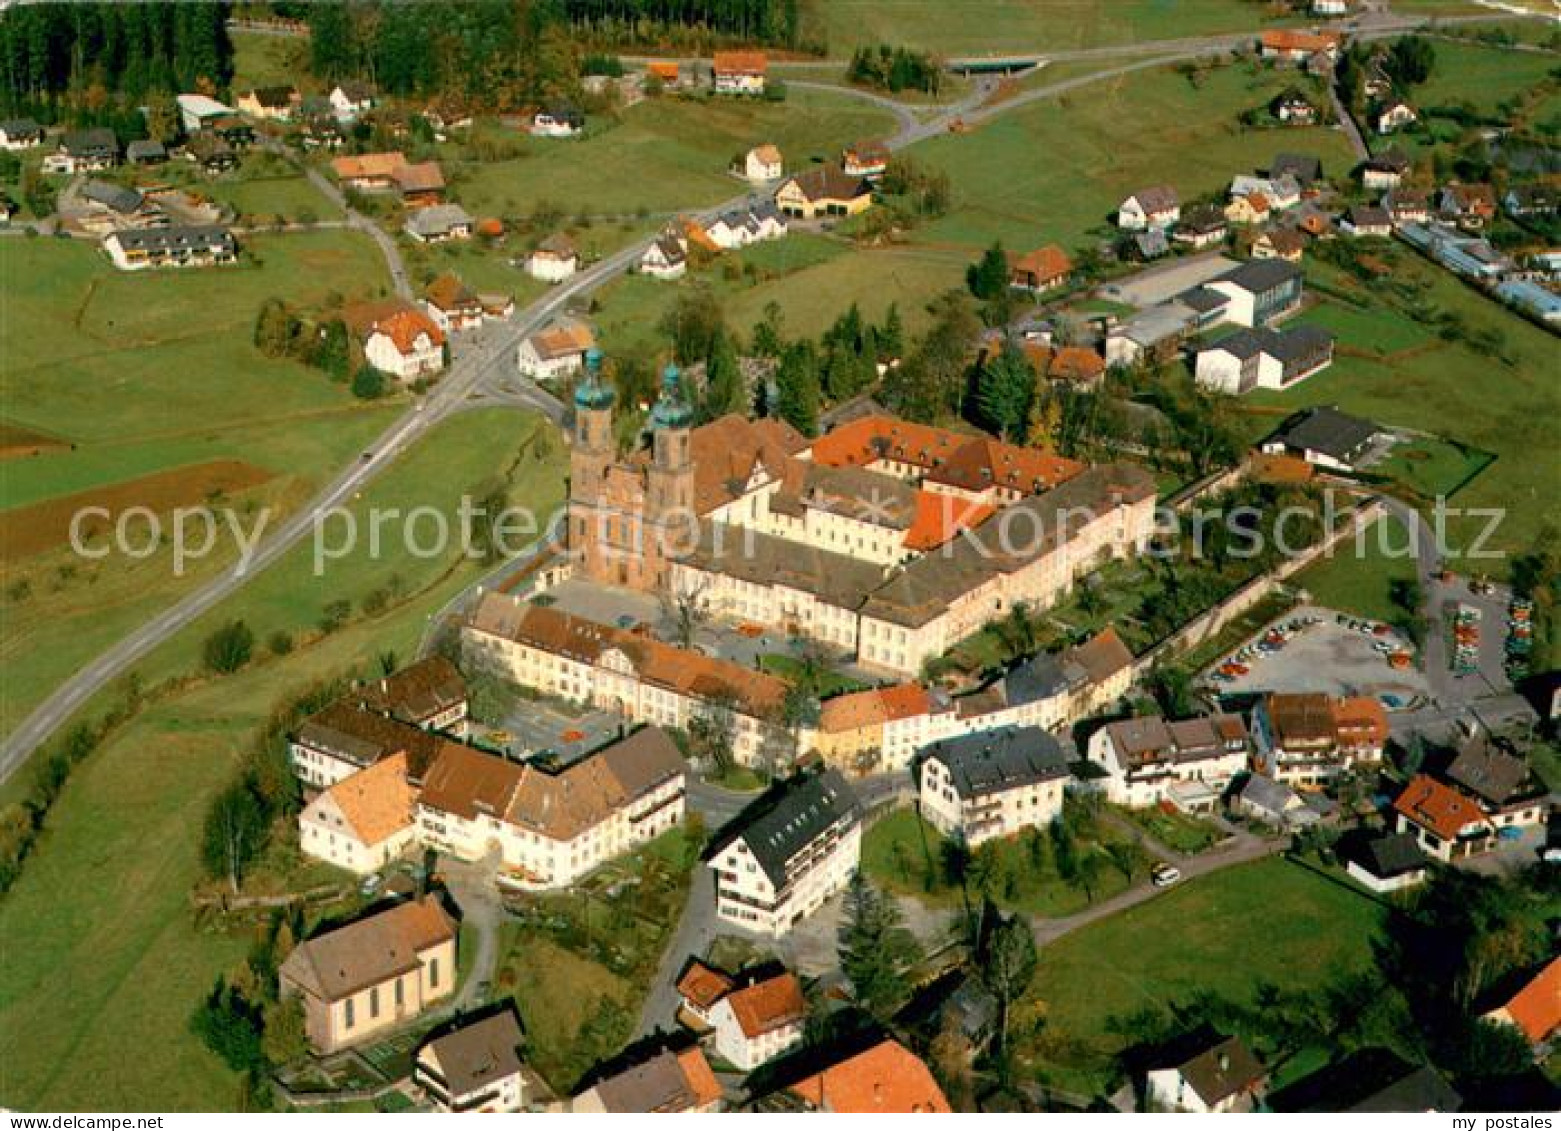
[1251,228,1306,263]
[423,273,485,335]
[741,143,783,182]
[1360,149,1410,191]
[176,93,233,132]
[1271,152,1323,190]
[1393,773,1491,862]
[1008,244,1072,292]
[516,320,594,379]
[1385,187,1430,224]
[395,160,446,207]
[707,769,862,936]
[346,298,446,382]
[1259,406,1381,471]
[533,99,584,137]
[1086,713,1250,809]
[1174,206,1229,249]
[186,133,238,175]
[330,81,377,120]
[918,726,1070,846]
[279,898,457,1054]
[404,202,472,243]
[46,127,118,173]
[1341,204,1393,238]
[78,180,163,233]
[332,151,408,192]
[237,85,299,121]
[414,1009,539,1113]
[640,230,688,279]
[1439,182,1497,230]
[1117,185,1180,231]
[0,118,43,149]
[1258,29,1342,64]
[1194,324,1335,395]
[125,138,167,165]
[712,50,768,95]
[298,752,418,875]
[1254,692,1388,785]
[774,166,874,219]
[1374,99,1418,135]
[526,233,580,281]
[102,225,236,271]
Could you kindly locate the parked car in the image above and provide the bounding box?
[1151,864,1182,888]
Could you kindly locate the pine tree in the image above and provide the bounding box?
[701,330,743,422]
[966,241,1009,301]
[774,340,821,436]
[878,302,904,359]
[837,872,922,1021]
[976,342,1036,441]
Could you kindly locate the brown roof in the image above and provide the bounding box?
[819,683,932,734]
[535,232,578,259]
[1169,1034,1265,1107]
[687,413,808,515]
[1048,346,1106,383]
[417,1009,525,1097]
[1127,185,1179,214]
[811,414,1082,496]
[279,897,455,1002]
[295,701,446,777]
[1394,774,1486,841]
[1260,229,1306,255]
[418,743,524,822]
[1009,244,1072,283]
[787,1039,950,1113]
[314,753,416,845]
[1267,692,1336,746]
[527,321,595,361]
[394,160,446,194]
[1446,740,1532,807]
[342,298,446,354]
[588,1046,721,1112]
[331,151,407,180]
[751,143,781,165]
[780,164,872,204]
[724,972,805,1038]
[1261,29,1342,53]
[676,960,736,1010]
[505,726,684,841]
[354,655,467,723]
[424,273,480,315]
[1065,627,1135,685]
[713,50,768,75]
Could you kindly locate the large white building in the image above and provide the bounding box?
[1193,325,1334,395]
[1086,713,1250,809]
[298,752,420,874]
[918,726,1070,847]
[708,769,862,936]
[345,299,446,383]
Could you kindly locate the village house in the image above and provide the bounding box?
[1087,713,1249,809]
[1252,228,1306,263]
[0,118,43,149]
[1258,28,1342,64]
[1234,773,1318,828]
[1344,832,1428,894]
[918,726,1070,846]
[125,138,167,165]
[1273,89,1317,125]
[676,960,734,1027]
[298,752,418,874]
[775,1038,951,1113]
[424,273,486,335]
[45,127,118,173]
[290,700,446,790]
[395,160,446,207]
[1385,186,1430,224]
[704,969,807,1071]
[1174,206,1229,249]
[279,898,457,1053]
[1341,204,1393,238]
[237,85,299,121]
[1254,692,1388,785]
[1481,958,1560,1051]
[640,229,689,279]
[405,203,473,243]
[774,165,874,219]
[1129,228,1171,262]
[1394,773,1492,862]
[1225,191,1272,227]
[1504,183,1561,218]
[345,298,446,382]
[1374,99,1419,135]
[462,596,797,770]
[1439,182,1498,230]
[414,1009,542,1113]
[422,95,475,139]
[526,233,580,282]
[1444,739,1550,833]
[842,139,891,181]
[515,320,595,380]
[1008,244,1072,292]
[299,110,346,150]
[1117,185,1180,230]
[646,60,683,88]
[1207,259,1305,327]
[1194,324,1335,395]
[415,743,523,862]
[331,151,408,193]
[741,143,783,182]
[1271,152,1323,191]
[329,81,377,121]
[102,225,237,272]
[1048,346,1107,390]
[816,683,944,775]
[78,180,164,234]
[708,769,862,936]
[186,133,238,175]
[1361,149,1411,192]
[1270,1048,1461,1113]
[1232,172,1301,212]
[712,50,768,95]
[351,656,468,736]
[533,99,584,138]
[1145,1031,1266,1113]
[571,1047,722,1113]
[1259,405,1381,471]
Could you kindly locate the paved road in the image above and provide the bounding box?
[1328,72,1372,163]
[290,154,415,299]
[442,854,505,1011]
[634,865,718,1039]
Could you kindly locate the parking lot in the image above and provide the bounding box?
[1427,573,1517,698]
[1207,604,1432,705]
[493,696,625,764]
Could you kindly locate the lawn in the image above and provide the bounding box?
[1240,251,1561,567]
[0,231,405,735]
[444,88,896,229]
[230,28,315,93]
[804,0,1293,57]
[1016,856,1386,1091]
[910,61,1359,252]
[1112,804,1225,855]
[0,407,567,1109]
[759,652,870,696]
[1295,512,1420,624]
[1415,40,1561,118]
[861,806,1138,919]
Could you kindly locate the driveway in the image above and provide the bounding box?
[440,853,505,1011]
[635,864,719,1039]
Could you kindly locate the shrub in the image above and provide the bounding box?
[203,620,255,674]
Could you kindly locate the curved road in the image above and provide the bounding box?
[0,4,1546,781]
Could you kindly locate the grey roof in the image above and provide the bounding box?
[406,203,473,237]
[1355,832,1425,878]
[1271,152,1322,186]
[1268,405,1378,462]
[108,224,235,254]
[1134,229,1170,258]
[1152,1032,1264,1108]
[1445,741,1532,806]
[1,118,42,137]
[588,1048,704,1112]
[81,179,144,214]
[1202,324,1332,364]
[126,139,167,160]
[1270,1048,1461,1113]
[1177,206,1227,235]
[714,769,860,888]
[1002,651,1080,706]
[1237,772,1297,814]
[62,127,117,156]
[1114,302,1198,347]
[1217,258,1302,295]
[1178,285,1230,314]
[1365,147,1410,172]
[1126,184,1179,213]
[1348,204,1391,228]
[923,726,1069,798]
[419,1011,525,1097]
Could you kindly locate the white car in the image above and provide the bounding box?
[1151,864,1182,888]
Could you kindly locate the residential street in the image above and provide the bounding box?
[634,865,718,1039]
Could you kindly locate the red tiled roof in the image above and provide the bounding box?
[1394,774,1485,841]
[1048,346,1106,383]
[1261,29,1342,53]
[1009,244,1072,283]
[676,960,735,1010]
[676,1048,722,1108]
[1492,958,1561,1045]
[343,298,446,354]
[725,972,805,1038]
[331,151,407,180]
[713,50,768,75]
[811,415,1083,497]
[903,490,995,551]
[788,1039,950,1113]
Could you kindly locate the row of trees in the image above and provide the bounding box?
[254,297,390,400]
[847,44,942,94]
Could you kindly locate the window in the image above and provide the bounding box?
[344,998,355,1029]
[429,957,440,988]
[370,986,380,1019]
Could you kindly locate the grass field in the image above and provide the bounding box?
[1238,251,1561,567]
[1415,40,1560,117]
[803,0,1291,56]
[1017,856,1386,1091]
[445,88,896,228]
[1296,512,1421,623]
[230,29,315,94]
[911,62,1359,252]
[0,408,567,1109]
